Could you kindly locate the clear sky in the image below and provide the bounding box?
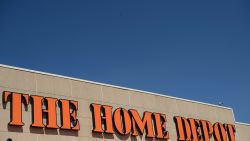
[1,0,250,123]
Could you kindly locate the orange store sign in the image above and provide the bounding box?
[3,91,80,130]
[90,104,236,141]
[2,91,236,141]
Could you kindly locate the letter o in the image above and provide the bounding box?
[213,122,227,141]
[113,108,132,135]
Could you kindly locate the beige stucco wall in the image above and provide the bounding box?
[0,65,247,141]
[235,123,250,141]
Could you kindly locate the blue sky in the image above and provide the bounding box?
[1,0,250,123]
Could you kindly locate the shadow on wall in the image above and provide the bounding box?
[91,132,169,141]
[7,125,79,136]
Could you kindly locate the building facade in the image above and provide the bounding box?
[0,64,249,141]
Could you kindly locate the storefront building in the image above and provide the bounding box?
[0,64,249,141]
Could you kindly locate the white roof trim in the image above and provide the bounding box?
[0,64,232,110]
[236,122,250,126]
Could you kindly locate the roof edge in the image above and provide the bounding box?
[235,122,250,126]
[0,64,233,110]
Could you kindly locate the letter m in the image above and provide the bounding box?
[129,109,154,138]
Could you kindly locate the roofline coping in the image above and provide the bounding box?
[0,64,233,110]
[235,122,250,126]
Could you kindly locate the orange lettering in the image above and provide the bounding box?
[90,103,114,133]
[113,108,132,135]
[224,124,236,141]
[129,110,154,138]
[59,99,80,130]
[3,91,29,126]
[213,122,227,141]
[188,118,202,141]
[200,120,213,141]
[174,116,191,141]
[69,100,80,130]
[30,96,58,128]
[153,113,169,139]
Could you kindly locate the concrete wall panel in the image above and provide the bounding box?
[0,65,247,141]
